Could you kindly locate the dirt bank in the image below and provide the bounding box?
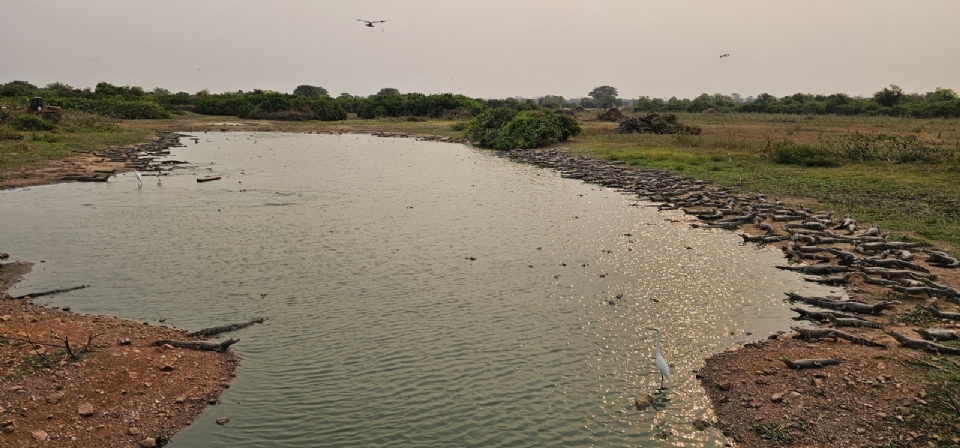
[1,262,238,447]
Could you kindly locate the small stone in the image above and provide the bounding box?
[856,427,866,434]
[634,394,653,410]
[813,378,824,388]
[717,381,732,391]
[23,314,38,323]
[0,419,14,434]
[32,430,48,441]
[9,385,24,392]
[692,418,710,431]
[159,364,175,372]
[144,382,152,388]
[175,395,186,404]
[208,398,218,405]
[139,437,157,447]
[119,338,131,346]
[78,402,95,417]
[771,393,784,403]
[162,344,174,350]
[159,317,166,322]
[62,306,71,312]
[216,417,230,425]
[46,392,64,404]
[128,427,141,435]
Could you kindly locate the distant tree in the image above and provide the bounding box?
[927,87,957,102]
[293,84,329,97]
[874,84,904,107]
[153,87,171,95]
[579,97,597,109]
[1,80,38,97]
[377,87,401,96]
[43,82,76,96]
[589,85,618,100]
[539,95,565,107]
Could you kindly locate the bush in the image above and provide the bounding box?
[772,141,841,167]
[0,126,24,140]
[467,108,581,150]
[12,114,55,131]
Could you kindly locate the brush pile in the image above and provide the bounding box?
[614,113,702,135]
[596,108,625,122]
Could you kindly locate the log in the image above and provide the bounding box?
[150,339,239,352]
[791,326,886,348]
[197,176,222,183]
[188,318,265,337]
[11,285,88,300]
[780,357,841,369]
[884,330,960,355]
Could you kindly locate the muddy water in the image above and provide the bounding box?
[0,133,829,447]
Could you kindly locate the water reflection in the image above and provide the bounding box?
[0,133,830,447]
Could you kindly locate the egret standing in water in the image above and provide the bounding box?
[134,169,142,187]
[647,327,671,389]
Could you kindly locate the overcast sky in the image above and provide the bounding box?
[2,0,958,99]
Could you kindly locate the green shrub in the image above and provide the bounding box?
[772,141,841,167]
[0,126,23,140]
[467,108,581,150]
[406,116,428,122]
[12,114,55,131]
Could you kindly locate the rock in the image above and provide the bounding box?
[693,418,710,431]
[634,394,654,410]
[139,437,157,447]
[161,344,174,350]
[62,306,71,312]
[771,392,784,403]
[23,314,38,323]
[8,385,24,392]
[128,427,141,435]
[175,395,186,404]
[46,392,64,404]
[159,317,166,322]
[32,430,49,441]
[159,364,175,372]
[813,378,824,388]
[1,419,15,433]
[78,402,95,417]
[216,417,230,425]
[717,381,732,391]
[119,338,131,346]
[0,315,11,321]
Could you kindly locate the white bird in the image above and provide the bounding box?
[134,170,142,186]
[647,327,671,389]
[356,19,387,28]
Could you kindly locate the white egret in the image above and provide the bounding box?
[647,327,671,389]
[134,169,142,186]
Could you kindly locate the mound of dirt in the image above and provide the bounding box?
[614,113,702,135]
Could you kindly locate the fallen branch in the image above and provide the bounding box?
[150,339,239,352]
[188,318,265,337]
[11,285,88,300]
[779,357,841,369]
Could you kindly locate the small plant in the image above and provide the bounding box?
[751,420,793,443]
[0,126,23,140]
[772,140,842,167]
[890,305,934,327]
[12,114,55,131]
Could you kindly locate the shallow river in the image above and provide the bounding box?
[0,133,829,447]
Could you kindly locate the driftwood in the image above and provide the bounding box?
[916,328,959,342]
[188,318,265,337]
[150,339,239,352]
[780,357,841,369]
[884,330,960,355]
[791,326,886,348]
[11,285,88,300]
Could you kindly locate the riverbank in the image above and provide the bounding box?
[506,147,960,447]
[0,261,238,447]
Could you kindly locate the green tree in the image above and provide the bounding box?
[1,80,38,97]
[293,85,329,97]
[377,87,401,96]
[589,85,618,100]
[874,84,904,107]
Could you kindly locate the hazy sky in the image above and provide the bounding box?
[2,1,958,99]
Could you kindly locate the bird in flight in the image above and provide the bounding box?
[719,53,731,59]
[356,19,388,28]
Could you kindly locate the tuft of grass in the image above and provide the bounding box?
[751,420,797,443]
[889,306,935,327]
[899,355,960,445]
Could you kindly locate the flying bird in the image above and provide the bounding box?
[647,327,671,389]
[719,53,731,59]
[356,19,388,28]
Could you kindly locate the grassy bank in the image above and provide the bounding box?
[565,112,960,249]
